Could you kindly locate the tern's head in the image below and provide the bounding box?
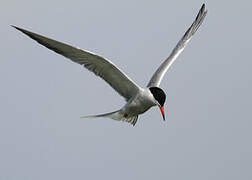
[149,87,166,121]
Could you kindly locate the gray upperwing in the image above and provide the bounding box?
[13,26,140,101]
[147,4,207,87]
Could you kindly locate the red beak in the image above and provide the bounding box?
[158,105,165,121]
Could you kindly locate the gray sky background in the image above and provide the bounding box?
[1,0,252,179]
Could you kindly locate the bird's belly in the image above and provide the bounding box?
[123,94,156,116]
[127,103,152,115]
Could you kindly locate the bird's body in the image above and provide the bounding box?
[123,88,157,116]
[122,88,157,116]
[12,4,207,126]
[84,88,158,125]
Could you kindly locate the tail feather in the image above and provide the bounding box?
[81,110,120,119]
[81,110,138,126]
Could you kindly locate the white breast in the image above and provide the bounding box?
[122,88,157,116]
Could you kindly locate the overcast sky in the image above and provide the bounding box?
[1,0,252,179]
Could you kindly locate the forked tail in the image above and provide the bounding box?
[81,110,138,126]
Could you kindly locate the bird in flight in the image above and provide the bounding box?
[13,4,207,126]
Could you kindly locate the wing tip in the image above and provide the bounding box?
[11,25,31,36]
[189,3,207,35]
[201,3,205,10]
[200,3,208,17]
[11,25,22,31]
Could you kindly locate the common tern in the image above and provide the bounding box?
[12,4,207,126]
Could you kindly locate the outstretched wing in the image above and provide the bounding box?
[147,4,207,87]
[13,26,140,101]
